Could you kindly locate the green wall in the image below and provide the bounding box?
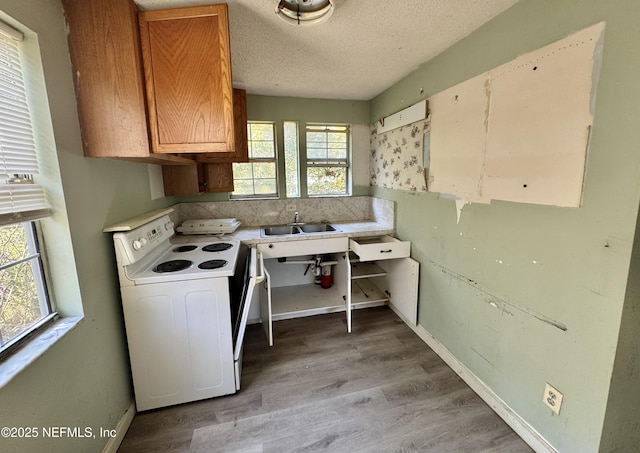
[371,1,640,452]
[599,202,640,452]
[4,1,639,452]
[0,1,174,452]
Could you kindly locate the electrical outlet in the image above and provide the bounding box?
[285,204,296,212]
[543,383,563,415]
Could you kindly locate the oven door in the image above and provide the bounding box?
[232,246,263,390]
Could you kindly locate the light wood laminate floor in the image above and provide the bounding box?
[117,307,533,453]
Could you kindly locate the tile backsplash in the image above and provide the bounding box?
[172,196,394,228]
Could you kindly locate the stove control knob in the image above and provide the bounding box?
[140,238,148,246]
[164,221,174,231]
[132,239,143,250]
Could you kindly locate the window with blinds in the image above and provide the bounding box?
[0,21,49,225]
[0,20,54,359]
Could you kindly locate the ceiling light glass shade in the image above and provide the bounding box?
[275,0,334,26]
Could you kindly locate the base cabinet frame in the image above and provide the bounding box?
[256,235,419,345]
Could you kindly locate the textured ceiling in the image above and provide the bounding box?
[135,0,520,100]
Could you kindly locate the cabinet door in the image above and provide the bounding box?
[162,161,233,195]
[198,89,249,163]
[62,0,192,165]
[139,5,235,154]
[380,258,419,326]
[345,252,352,332]
[204,163,234,192]
[161,88,247,195]
[162,163,203,196]
[259,262,273,346]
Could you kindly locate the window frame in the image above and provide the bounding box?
[283,120,300,198]
[0,19,56,360]
[230,121,353,199]
[231,121,279,199]
[0,222,55,361]
[305,123,350,197]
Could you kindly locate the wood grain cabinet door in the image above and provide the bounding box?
[63,0,149,159]
[139,4,235,154]
[198,88,249,163]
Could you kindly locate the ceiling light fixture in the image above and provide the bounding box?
[275,0,334,26]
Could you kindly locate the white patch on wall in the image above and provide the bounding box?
[428,72,490,203]
[148,164,165,199]
[429,22,605,209]
[377,99,428,134]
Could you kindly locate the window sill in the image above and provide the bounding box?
[0,316,83,389]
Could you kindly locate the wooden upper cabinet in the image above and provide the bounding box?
[162,161,233,196]
[139,5,236,154]
[198,88,248,163]
[62,0,192,165]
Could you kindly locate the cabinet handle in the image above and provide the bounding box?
[380,249,393,253]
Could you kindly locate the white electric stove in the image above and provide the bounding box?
[109,210,261,411]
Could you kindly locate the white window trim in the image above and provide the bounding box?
[231,121,279,199]
[0,316,82,388]
[0,13,82,387]
[305,123,351,197]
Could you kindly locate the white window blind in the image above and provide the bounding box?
[0,22,49,225]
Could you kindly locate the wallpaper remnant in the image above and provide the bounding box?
[370,119,429,192]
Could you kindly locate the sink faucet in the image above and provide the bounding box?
[288,211,304,226]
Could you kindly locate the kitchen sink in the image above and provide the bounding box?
[299,223,337,233]
[262,225,301,236]
[260,223,340,237]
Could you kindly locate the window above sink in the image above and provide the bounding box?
[231,121,352,201]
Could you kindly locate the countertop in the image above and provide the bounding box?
[171,220,394,246]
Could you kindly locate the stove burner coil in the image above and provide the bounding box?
[173,245,198,253]
[198,259,228,270]
[153,260,193,273]
[202,243,233,252]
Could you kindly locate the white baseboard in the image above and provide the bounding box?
[387,302,415,328]
[102,401,136,453]
[408,322,557,453]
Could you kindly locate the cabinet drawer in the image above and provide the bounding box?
[350,236,410,261]
[258,237,348,259]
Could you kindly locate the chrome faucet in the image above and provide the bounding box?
[294,211,299,224]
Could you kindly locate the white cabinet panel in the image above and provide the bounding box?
[349,235,419,327]
[258,237,348,259]
[350,236,410,262]
[379,258,419,326]
[259,262,273,346]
